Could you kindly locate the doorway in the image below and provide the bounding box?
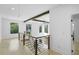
[71,13,79,55]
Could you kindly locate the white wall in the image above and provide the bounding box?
[1,17,25,39]
[0,17,2,40]
[50,5,79,55]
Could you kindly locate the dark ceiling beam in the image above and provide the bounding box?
[32,19,49,23]
[24,10,49,22]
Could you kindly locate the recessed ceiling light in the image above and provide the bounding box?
[11,8,15,10]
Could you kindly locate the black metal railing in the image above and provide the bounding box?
[18,32,50,55]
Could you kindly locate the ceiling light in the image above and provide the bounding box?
[11,8,15,10]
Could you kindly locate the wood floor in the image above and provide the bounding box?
[0,38,60,55]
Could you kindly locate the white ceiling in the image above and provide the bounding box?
[36,13,49,22]
[0,4,57,21]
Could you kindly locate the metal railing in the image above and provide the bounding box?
[18,32,50,55]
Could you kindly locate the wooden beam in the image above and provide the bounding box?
[32,19,49,23]
[24,10,49,22]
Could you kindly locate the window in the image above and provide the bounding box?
[10,23,19,34]
[44,25,48,33]
[26,24,31,34]
[39,26,42,33]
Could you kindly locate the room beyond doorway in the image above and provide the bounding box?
[71,13,79,55]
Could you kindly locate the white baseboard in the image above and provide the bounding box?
[2,37,18,40]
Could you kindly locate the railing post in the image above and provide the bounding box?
[35,38,38,55]
[48,35,50,49]
[18,33,20,40]
[23,33,25,46]
[28,32,30,40]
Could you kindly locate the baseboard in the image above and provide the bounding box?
[2,37,18,40]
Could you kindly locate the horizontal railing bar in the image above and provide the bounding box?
[30,35,50,39]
